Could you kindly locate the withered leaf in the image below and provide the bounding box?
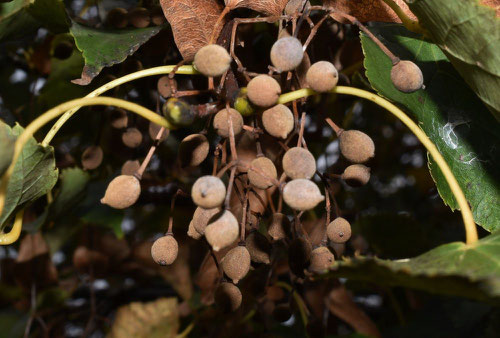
[324,0,417,23]
[225,0,289,16]
[160,0,225,60]
[481,0,500,17]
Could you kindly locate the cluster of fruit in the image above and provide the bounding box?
[96,19,423,313]
[105,6,166,29]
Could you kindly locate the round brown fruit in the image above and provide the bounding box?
[245,231,271,264]
[157,76,177,98]
[221,246,251,283]
[192,206,221,235]
[215,282,242,312]
[282,147,316,179]
[391,60,423,93]
[327,217,351,243]
[106,8,128,29]
[205,210,239,251]
[191,175,226,209]
[122,127,143,148]
[194,44,232,77]
[268,213,292,241]
[121,160,140,176]
[283,179,324,211]
[262,104,294,139]
[248,157,277,189]
[306,61,338,92]
[270,36,304,72]
[213,108,244,138]
[341,164,371,187]
[309,246,335,274]
[179,133,209,167]
[247,75,281,107]
[151,234,178,265]
[101,175,141,209]
[128,7,150,28]
[339,130,375,163]
[81,146,103,170]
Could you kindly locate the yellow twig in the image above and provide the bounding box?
[0,210,24,245]
[0,97,172,228]
[41,65,199,146]
[278,87,478,245]
[380,0,427,36]
[175,321,195,338]
[275,281,309,327]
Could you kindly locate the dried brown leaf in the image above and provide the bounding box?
[225,0,289,16]
[324,0,417,23]
[481,0,500,16]
[328,285,381,337]
[160,0,225,60]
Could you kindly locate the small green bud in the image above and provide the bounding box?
[162,98,195,126]
[233,87,254,116]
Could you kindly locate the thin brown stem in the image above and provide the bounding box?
[167,189,188,234]
[212,142,222,176]
[226,103,238,161]
[297,112,306,147]
[266,189,276,214]
[216,160,238,178]
[135,127,169,180]
[224,167,237,209]
[322,186,330,246]
[240,189,249,242]
[209,6,231,44]
[325,117,343,136]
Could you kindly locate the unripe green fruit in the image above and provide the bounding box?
[339,130,375,163]
[128,7,150,28]
[327,217,351,243]
[213,108,244,138]
[270,36,304,72]
[268,213,292,241]
[179,133,209,167]
[191,175,226,209]
[341,164,371,187]
[234,87,255,116]
[121,160,140,176]
[101,175,141,209]
[151,234,178,265]
[283,179,324,211]
[391,60,424,93]
[309,246,335,274]
[248,157,277,189]
[192,206,221,235]
[262,104,294,139]
[215,282,242,312]
[163,98,195,127]
[106,8,128,28]
[247,75,281,107]
[288,237,312,277]
[122,127,143,148]
[205,210,239,251]
[81,146,103,170]
[282,147,316,179]
[245,231,271,264]
[194,44,232,77]
[222,246,251,283]
[306,61,338,92]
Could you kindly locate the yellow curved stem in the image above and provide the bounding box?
[41,65,199,146]
[0,210,24,245]
[0,97,172,230]
[380,0,427,36]
[279,87,478,244]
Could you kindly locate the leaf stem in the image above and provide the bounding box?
[0,97,172,228]
[41,65,199,147]
[278,87,478,244]
[380,0,427,35]
[0,210,24,245]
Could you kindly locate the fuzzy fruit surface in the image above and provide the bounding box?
[262,104,294,139]
[247,75,281,107]
[101,175,141,209]
[213,108,244,137]
[270,36,304,72]
[215,282,242,312]
[191,176,226,209]
[248,157,278,189]
[391,60,424,93]
[327,217,352,243]
[283,179,324,211]
[282,147,316,180]
[205,210,239,251]
[151,235,178,265]
[339,130,375,163]
[194,44,232,77]
[306,61,338,92]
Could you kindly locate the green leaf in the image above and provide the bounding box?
[0,0,69,42]
[406,0,500,121]
[327,232,500,303]
[49,167,90,219]
[0,123,58,229]
[0,121,15,176]
[109,298,179,338]
[360,24,500,232]
[70,22,163,85]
